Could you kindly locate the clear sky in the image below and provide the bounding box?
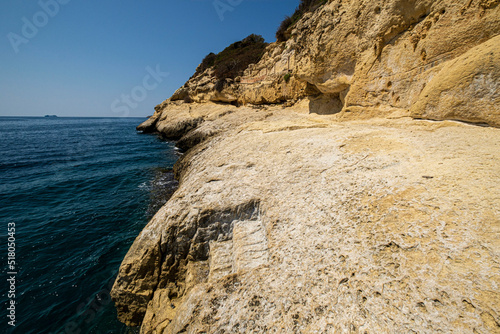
[0,0,299,117]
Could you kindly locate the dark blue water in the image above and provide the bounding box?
[0,117,178,334]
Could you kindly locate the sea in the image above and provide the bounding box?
[0,117,179,334]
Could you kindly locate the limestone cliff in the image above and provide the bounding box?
[112,1,500,333]
[139,0,500,129]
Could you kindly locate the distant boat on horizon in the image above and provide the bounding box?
[44,115,58,118]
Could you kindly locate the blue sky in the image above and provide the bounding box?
[0,0,299,117]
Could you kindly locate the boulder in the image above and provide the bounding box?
[410,35,500,126]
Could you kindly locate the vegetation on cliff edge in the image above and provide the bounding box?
[276,0,328,42]
[194,34,268,90]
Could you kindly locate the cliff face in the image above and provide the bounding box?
[147,0,500,126]
[112,1,500,333]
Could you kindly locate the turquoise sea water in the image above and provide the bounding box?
[0,117,178,334]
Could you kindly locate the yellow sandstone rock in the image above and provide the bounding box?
[115,0,500,333]
[410,35,500,126]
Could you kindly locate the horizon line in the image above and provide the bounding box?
[0,115,150,118]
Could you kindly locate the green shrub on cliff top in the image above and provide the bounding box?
[194,34,268,83]
[194,52,216,76]
[276,0,328,42]
[213,34,267,80]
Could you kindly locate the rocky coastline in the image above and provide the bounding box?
[111,1,500,333]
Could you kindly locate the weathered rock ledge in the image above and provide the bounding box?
[111,0,500,333]
[113,101,500,333]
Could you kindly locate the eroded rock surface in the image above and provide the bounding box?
[410,34,500,126]
[114,105,500,333]
[114,0,500,332]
